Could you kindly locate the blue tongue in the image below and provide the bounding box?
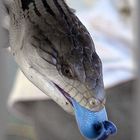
[71,99,117,140]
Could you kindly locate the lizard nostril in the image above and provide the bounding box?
[88,98,99,106]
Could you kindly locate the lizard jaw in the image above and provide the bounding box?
[54,83,105,112]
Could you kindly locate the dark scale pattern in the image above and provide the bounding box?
[41,0,56,17]
[21,0,33,11]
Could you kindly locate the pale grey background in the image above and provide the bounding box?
[0,1,18,139]
[134,0,140,140]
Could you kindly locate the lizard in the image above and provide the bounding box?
[3,0,117,139]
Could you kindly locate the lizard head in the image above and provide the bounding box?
[52,30,105,111]
[5,0,105,111]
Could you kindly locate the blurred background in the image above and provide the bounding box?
[0,0,137,140]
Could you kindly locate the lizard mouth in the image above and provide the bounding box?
[53,83,117,140]
[54,83,73,105]
[54,83,106,111]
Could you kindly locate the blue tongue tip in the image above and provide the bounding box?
[71,98,117,140]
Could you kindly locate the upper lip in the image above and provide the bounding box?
[54,83,105,111]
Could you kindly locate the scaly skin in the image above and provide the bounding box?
[4,0,105,113]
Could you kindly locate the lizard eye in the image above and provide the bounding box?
[61,64,73,78]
